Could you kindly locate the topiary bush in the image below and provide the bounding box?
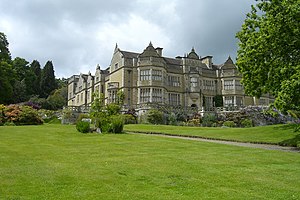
[76,121,90,133]
[223,121,236,127]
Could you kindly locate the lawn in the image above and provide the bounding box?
[0,124,300,199]
[124,124,300,145]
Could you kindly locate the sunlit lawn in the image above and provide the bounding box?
[0,124,300,199]
[124,124,300,145]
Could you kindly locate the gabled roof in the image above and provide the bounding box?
[139,42,160,58]
[219,56,236,69]
[120,50,139,59]
[187,47,200,59]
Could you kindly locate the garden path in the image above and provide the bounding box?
[128,132,300,153]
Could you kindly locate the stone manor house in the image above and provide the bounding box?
[67,42,273,115]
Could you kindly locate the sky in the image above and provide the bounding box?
[0,0,256,78]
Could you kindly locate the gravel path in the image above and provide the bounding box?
[128,132,300,153]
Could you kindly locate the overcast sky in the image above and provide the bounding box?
[0,0,255,78]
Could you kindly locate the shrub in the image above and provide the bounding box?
[106,103,121,116]
[4,121,16,126]
[147,109,163,124]
[168,113,177,125]
[18,106,43,125]
[187,118,200,126]
[95,115,111,133]
[110,115,124,133]
[202,113,217,127]
[0,104,5,126]
[76,113,89,124]
[223,121,236,127]
[241,119,253,128]
[123,114,137,124]
[3,105,43,125]
[76,121,90,133]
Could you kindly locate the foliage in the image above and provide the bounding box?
[76,121,90,133]
[213,95,223,107]
[147,109,164,124]
[76,113,89,124]
[223,121,236,128]
[47,87,68,110]
[12,79,27,103]
[241,119,253,128]
[186,118,200,126]
[40,61,57,98]
[90,93,105,118]
[236,0,300,112]
[30,60,42,96]
[0,32,62,105]
[106,103,121,116]
[168,112,177,125]
[90,92,124,133]
[95,114,111,133]
[110,115,124,133]
[12,57,30,82]
[18,106,43,125]
[0,104,5,126]
[116,90,125,105]
[0,61,15,104]
[3,105,43,125]
[123,109,137,124]
[279,130,300,147]
[0,32,11,61]
[123,114,137,124]
[202,113,217,127]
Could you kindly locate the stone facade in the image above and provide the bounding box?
[67,43,274,114]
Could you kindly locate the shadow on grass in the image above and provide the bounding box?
[273,124,300,147]
[273,123,299,131]
[279,134,300,147]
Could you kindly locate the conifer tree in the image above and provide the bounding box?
[30,60,42,96]
[0,32,14,104]
[40,61,57,98]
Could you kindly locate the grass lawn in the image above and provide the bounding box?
[124,124,300,145]
[0,124,300,199]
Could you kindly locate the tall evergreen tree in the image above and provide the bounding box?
[0,61,15,104]
[40,61,57,98]
[0,32,11,62]
[30,60,42,96]
[0,32,14,104]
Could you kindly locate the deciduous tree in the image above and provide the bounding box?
[236,0,300,112]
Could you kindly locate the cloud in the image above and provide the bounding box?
[0,0,256,77]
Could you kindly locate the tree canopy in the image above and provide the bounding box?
[236,0,300,112]
[0,32,11,62]
[0,32,66,109]
[40,61,57,98]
